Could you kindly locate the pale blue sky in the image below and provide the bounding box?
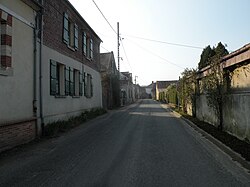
[69,0,250,85]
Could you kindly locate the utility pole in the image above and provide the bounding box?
[134,76,138,85]
[117,22,120,74]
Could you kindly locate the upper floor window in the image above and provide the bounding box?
[83,31,93,60]
[63,13,78,50]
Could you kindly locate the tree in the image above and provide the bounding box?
[204,42,228,130]
[198,45,215,70]
[179,68,197,115]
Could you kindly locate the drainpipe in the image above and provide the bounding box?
[33,15,38,136]
[38,10,44,135]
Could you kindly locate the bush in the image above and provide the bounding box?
[44,108,107,137]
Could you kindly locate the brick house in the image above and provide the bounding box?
[100,52,120,109]
[0,0,43,152]
[0,0,103,153]
[41,0,103,126]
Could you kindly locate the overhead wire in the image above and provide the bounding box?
[122,34,203,50]
[92,0,117,35]
[126,38,185,70]
[120,38,133,72]
[100,45,110,52]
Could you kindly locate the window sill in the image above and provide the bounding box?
[0,67,13,76]
[72,96,80,98]
[67,45,76,52]
[54,95,67,98]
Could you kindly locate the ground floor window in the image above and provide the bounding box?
[50,60,83,97]
[84,73,93,98]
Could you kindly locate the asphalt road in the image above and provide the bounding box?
[0,99,250,187]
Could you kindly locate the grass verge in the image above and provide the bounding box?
[44,108,107,137]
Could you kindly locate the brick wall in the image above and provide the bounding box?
[43,0,101,71]
[0,120,36,153]
[0,9,12,68]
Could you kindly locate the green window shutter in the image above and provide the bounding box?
[83,72,87,96]
[65,66,70,95]
[63,13,69,44]
[79,72,83,96]
[90,39,93,59]
[74,24,78,50]
[90,75,93,97]
[69,68,74,96]
[83,32,87,55]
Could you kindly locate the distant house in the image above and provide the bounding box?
[155,80,178,101]
[0,0,43,152]
[100,52,120,109]
[142,81,155,98]
[120,71,134,105]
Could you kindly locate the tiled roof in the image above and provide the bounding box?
[100,52,113,71]
[156,80,178,89]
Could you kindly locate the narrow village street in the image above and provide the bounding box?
[0,99,249,186]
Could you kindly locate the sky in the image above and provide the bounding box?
[68,0,250,86]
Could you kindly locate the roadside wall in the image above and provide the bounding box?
[195,60,250,141]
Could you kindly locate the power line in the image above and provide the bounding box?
[120,39,133,72]
[122,34,203,50]
[126,38,185,69]
[100,45,110,52]
[92,0,117,35]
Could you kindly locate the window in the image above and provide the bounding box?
[90,39,93,59]
[63,13,78,50]
[50,60,59,95]
[50,60,65,96]
[74,24,78,49]
[74,69,79,96]
[82,32,93,59]
[69,68,74,96]
[84,73,93,98]
[83,32,87,55]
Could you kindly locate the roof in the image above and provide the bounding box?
[156,80,178,89]
[142,82,154,88]
[65,0,102,42]
[120,72,132,82]
[222,43,250,61]
[198,43,250,79]
[100,52,114,71]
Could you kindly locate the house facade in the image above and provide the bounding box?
[143,81,155,98]
[41,0,103,126]
[0,0,42,152]
[155,80,178,101]
[0,0,103,152]
[100,52,120,109]
[120,71,134,105]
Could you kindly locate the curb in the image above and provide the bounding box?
[170,109,250,172]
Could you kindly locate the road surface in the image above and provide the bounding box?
[0,99,249,186]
